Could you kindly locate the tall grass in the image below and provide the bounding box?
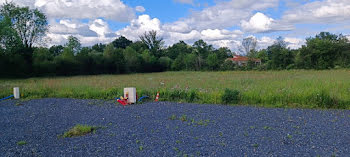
[1,70,349,109]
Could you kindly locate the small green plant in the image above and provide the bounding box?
[243,132,248,137]
[15,103,24,106]
[180,115,187,122]
[219,132,223,137]
[17,141,27,146]
[169,114,177,120]
[252,144,259,148]
[173,147,179,152]
[176,140,181,144]
[221,88,240,104]
[136,140,140,144]
[287,134,293,139]
[263,126,272,130]
[139,145,143,151]
[62,124,98,138]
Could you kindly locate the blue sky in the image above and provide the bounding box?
[3,0,350,50]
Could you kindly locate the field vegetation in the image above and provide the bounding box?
[1,70,349,109]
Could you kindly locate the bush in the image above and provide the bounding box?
[221,89,240,104]
[312,90,342,109]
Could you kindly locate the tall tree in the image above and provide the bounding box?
[112,36,132,49]
[0,2,48,48]
[0,15,21,53]
[241,37,257,55]
[65,36,81,55]
[139,30,164,57]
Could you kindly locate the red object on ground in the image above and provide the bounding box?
[117,99,127,106]
[155,92,160,102]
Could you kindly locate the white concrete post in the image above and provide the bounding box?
[13,87,20,99]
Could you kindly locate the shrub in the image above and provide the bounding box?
[186,90,198,102]
[312,90,342,109]
[221,88,240,104]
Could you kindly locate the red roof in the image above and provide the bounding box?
[227,55,261,62]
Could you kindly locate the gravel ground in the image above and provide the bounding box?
[0,98,349,156]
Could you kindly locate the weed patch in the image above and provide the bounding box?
[16,141,27,146]
[62,124,98,138]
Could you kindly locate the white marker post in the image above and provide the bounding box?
[13,87,20,99]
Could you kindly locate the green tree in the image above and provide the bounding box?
[184,53,197,70]
[267,37,294,70]
[0,2,48,48]
[158,57,172,71]
[123,47,142,72]
[171,54,185,71]
[215,47,231,63]
[65,36,81,54]
[91,43,106,53]
[297,32,346,69]
[32,47,55,75]
[49,45,64,57]
[220,60,236,71]
[165,41,192,59]
[0,15,21,53]
[112,36,132,49]
[103,44,125,74]
[141,49,159,72]
[207,53,220,70]
[139,30,164,57]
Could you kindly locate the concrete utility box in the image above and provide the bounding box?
[13,87,20,99]
[124,87,136,103]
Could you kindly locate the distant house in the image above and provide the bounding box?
[227,55,261,66]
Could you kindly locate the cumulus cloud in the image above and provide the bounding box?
[241,12,293,33]
[117,15,162,41]
[241,12,274,33]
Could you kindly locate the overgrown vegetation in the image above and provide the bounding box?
[222,89,240,104]
[62,124,98,138]
[1,70,349,109]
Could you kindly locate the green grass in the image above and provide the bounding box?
[62,124,98,138]
[1,70,350,109]
[16,141,27,146]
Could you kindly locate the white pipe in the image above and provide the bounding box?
[13,87,20,99]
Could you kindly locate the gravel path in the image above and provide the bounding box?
[0,98,349,156]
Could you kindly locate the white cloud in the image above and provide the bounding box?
[48,19,117,46]
[282,0,350,24]
[241,12,274,33]
[135,6,145,13]
[116,15,162,41]
[200,29,242,41]
[1,0,136,22]
[89,19,115,37]
[173,0,279,30]
[284,37,305,49]
[241,12,293,33]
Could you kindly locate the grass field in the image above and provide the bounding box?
[1,70,350,109]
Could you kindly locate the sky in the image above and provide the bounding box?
[2,0,350,51]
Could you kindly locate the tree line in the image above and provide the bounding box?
[1,2,350,77]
